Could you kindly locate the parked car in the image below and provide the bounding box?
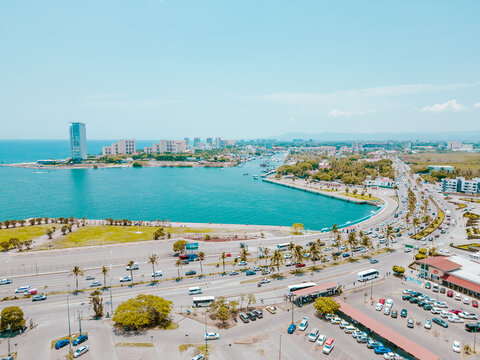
[465,323,480,332]
[391,310,398,318]
[299,317,309,331]
[204,332,220,340]
[266,306,276,314]
[72,334,88,346]
[424,318,432,329]
[356,335,369,343]
[400,309,407,318]
[73,345,88,358]
[407,318,414,328]
[239,313,249,323]
[308,328,319,342]
[287,323,296,334]
[330,317,342,324]
[54,339,70,350]
[375,303,383,311]
[433,317,448,328]
[374,346,391,354]
[448,316,463,323]
[459,312,478,320]
[246,312,256,321]
[316,334,326,346]
[447,290,453,297]
[472,300,478,308]
[367,339,382,349]
[253,310,263,319]
[452,341,461,353]
[32,294,47,302]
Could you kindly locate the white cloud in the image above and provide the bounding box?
[328,109,375,117]
[254,82,480,105]
[473,102,480,108]
[420,99,466,113]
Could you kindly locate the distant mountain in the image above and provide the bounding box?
[270,131,480,142]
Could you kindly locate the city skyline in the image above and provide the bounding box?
[1,1,479,140]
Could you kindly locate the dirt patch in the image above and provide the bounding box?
[233,333,268,344]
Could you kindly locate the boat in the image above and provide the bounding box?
[253,175,259,180]
[243,173,249,176]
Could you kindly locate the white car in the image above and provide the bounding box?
[73,345,88,358]
[192,355,205,360]
[459,312,478,320]
[375,303,383,311]
[448,316,463,323]
[204,332,220,340]
[424,318,432,329]
[385,299,394,307]
[152,271,163,277]
[452,341,461,353]
[339,320,349,328]
[299,317,309,331]
[440,310,449,319]
[308,328,319,342]
[90,281,102,287]
[435,301,448,308]
[403,289,413,294]
[330,317,341,324]
[431,307,442,314]
[0,279,12,285]
[463,297,470,305]
[119,276,132,282]
[316,334,326,346]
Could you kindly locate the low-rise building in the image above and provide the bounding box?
[364,177,394,188]
[103,139,136,156]
[441,177,480,194]
[417,255,480,298]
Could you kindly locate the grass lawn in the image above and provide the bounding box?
[0,225,55,243]
[340,192,379,202]
[50,225,213,248]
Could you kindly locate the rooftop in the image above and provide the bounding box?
[416,256,462,272]
[291,281,339,297]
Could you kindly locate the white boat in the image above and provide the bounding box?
[253,175,259,180]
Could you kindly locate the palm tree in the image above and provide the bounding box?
[219,252,227,273]
[198,251,205,276]
[412,217,421,235]
[101,266,109,288]
[384,226,395,247]
[240,248,249,270]
[292,245,304,265]
[175,258,183,278]
[72,266,84,292]
[309,242,321,265]
[330,224,339,242]
[148,254,159,279]
[127,260,135,282]
[347,232,357,257]
[269,250,284,273]
[263,247,270,267]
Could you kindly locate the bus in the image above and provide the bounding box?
[277,243,291,251]
[188,287,202,295]
[357,269,379,282]
[193,296,215,307]
[286,282,317,295]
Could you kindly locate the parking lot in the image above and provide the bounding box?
[343,276,479,358]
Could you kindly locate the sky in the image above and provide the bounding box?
[1,0,479,140]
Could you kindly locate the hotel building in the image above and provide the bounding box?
[69,122,87,161]
[102,139,136,156]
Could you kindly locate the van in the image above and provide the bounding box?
[308,328,319,342]
[323,337,334,354]
[15,286,30,293]
[188,287,202,295]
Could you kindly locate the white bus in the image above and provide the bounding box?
[357,269,379,282]
[193,296,215,307]
[188,287,202,295]
[286,282,317,295]
[277,243,291,251]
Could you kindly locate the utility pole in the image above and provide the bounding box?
[78,310,82,335]
[110,278,113,315]
[291,298,294,324]
[204,312,208,356]
[279,334,282,360]
[67,295,72,352]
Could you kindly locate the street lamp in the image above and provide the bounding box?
[204,312,208,356]
[67,295,72,352]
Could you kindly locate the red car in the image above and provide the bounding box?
[449,309,462,315]
[379,298,386,304]
[472,300,478,308]
[294,263,306,268]
[226,253,231,257]
[447,290,453,297]
[179,254,189,259]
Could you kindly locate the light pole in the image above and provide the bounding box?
[279,334,282,360]
[204,312,208,356]
[67,295,72,352]
[110,278,113,315]
[78,310,82,335]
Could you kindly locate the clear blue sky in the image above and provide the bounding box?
[1,0,479,139]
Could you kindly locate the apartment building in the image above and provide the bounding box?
[441,177,480,194]
[102,139,136,156]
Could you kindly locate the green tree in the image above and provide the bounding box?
[292,223,304,235]
[46,228,54,239]
[247,294,256,310]
[216,304,230,325]
[269,249,284,272]
[112,294,172,330]
[292,245,305,265]
[384,226,395,247]
[347,232,358,257]
[9,238,19,250]
[309,242,321,265]
[72,265,84,292]
[89,290,104,318]
[240,248,249,269]
[412,217,421,235]
[263,247,270,267]
[153,228,165,240]
[148,254,159,279]
[175,258,183,278]
[173,240,188,253]
[0,306,25,332]
[313,297,340,316]
[392,265,405,275]
[1,241,10,252]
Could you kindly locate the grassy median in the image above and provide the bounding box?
[0,225,55,243]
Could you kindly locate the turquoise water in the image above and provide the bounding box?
[0,141,377,229]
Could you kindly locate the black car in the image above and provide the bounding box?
[423,304,433,311]
[425,282,431,289]
[400,309,407,318]
[246,312,257,321]
[402,295,412,301]
[253,310,263,319]
[433,317,448,328]
[391,310,398,318]
[465,323,480,332]
[239,313,249,323]
[440,287,446,294]
[418,301,426,307]
[409,298,419,304]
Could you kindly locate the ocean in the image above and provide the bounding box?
[0,140,377,229]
